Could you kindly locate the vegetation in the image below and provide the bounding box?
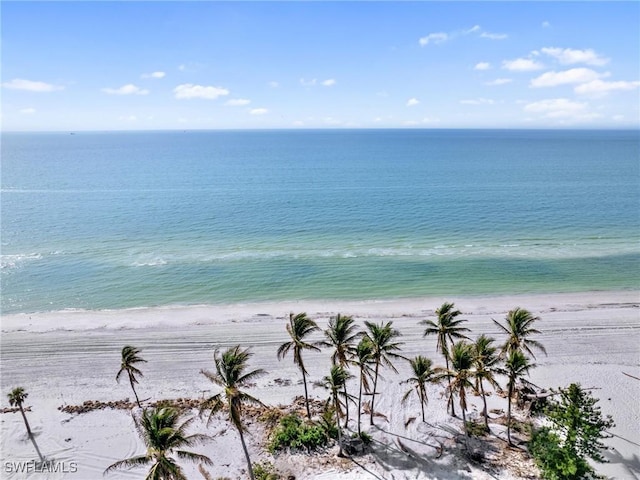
[201,346,265,480]
[494,307,546,359]
[320,365,352,456]
[252,461,280,480]
[472,334,501,431]
[364,320,404,426]
[354,336,375,434]
[322,313,360,426]
[530,383,615,480]
[422,302,470,416]
[277,312,322,420]
[7,387,45,463]
[116,345,147,408]
[401,355,436,422]
[440,341,476,439]
[104,406,212,479]
[503,350,535,445]
[268,414,331,453]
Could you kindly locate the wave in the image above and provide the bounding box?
[1,253,44,269]
[124,241,639,267]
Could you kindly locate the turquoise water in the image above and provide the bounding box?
[1,129,638,314]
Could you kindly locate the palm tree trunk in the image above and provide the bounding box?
[129,373,142,408]
[357,371,363,435]
[301,367,311,420]
[19,405,45,463]
[369,361,380,426]
[18,405,32,435]
[460,388,469,451]
[507,384,513,446]
[419,386,426,423]
[444,354,456,417]
[334,394,344,457]
[237,426,255,480]
[342,383,349,428]
[479,380,489,431]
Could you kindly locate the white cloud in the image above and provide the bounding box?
[540,47,609,66]
[322,79,336,87]
[419,32,448,46]
[474,62,491,70]
[19,108,36,114]
[460,98,494,105]
[300,78,317,87]
[542,21,551,28]
[2,78,64,92]
[574,79,640,96]
[249,108,268,115]
[502,58,545,71]
[406,98,420,107]
[420,25,506,47]
[480,32,508,40]
[174,84,229,100]
[141,71,166,79]
[530,68,608,88]
[485,78,512,86]
[268,81,279,88]
[225,98,251,106]
[102,84,149,95]
[523,98,599,121]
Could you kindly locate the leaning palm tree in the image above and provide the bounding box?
[438,342,476,441]
[364,320,404,426]
[503,350,535,446]
[277,312,322,419]
[472,334,501,431]
[494,307,546,359]
[320,365,353,457]
[354,336,375,435]
[116,345,147,408]
[7,387,45,463]
[105,406,212,479]
[201,346,265,480]
[322,313,361,427]
[402,356,436,422]
[422,302,470,416]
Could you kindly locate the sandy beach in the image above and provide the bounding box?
[1,290,639,479]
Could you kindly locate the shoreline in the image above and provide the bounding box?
[2,289,638,333]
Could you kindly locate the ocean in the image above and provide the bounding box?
[1,129,638,314]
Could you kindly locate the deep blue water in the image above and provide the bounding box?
[1,129,638,313]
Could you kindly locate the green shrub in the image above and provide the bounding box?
[253,461,280,480]
[351,431,373,445]
[465,420,489,437]
[268,414,330,453]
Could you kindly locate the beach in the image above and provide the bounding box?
[2,290,638,479]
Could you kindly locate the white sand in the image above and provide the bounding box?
[1,291,639,479]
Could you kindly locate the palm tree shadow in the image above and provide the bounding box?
[603,448,640,477]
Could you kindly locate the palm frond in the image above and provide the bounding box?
[104,455,151,474]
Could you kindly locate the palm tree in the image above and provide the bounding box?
[401,356,436,423]
[105,407,212,479]
[201,346,265,480]
[364,320,404,426]
[494,307,547,359]
[354,336,375,435]
[472,334,501,431]
[277,312,322,419]
[422,302,470,416]
[504,350,535,446]
[322,313,361,427]
[7,387,45,463]
[320,365,353,457]
[439,342,476,440]
[116,345,147,408]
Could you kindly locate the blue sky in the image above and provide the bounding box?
[2,1,639,131]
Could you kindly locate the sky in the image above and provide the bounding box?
[2,1,639,131]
